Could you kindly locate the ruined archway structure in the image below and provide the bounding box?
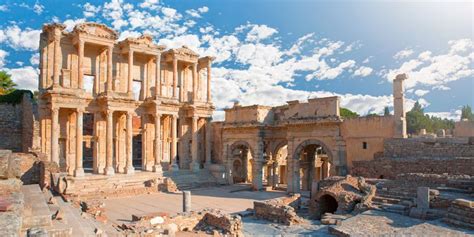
[310,175,376,219]
[217,74,408,193]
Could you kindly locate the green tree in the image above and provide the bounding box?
[461,105,473,121]
[340,108,359,119]
[0,71,16,95]
[384,106,390,116]
[406,101,455,134]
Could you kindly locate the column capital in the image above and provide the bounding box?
[106,110,114,117]
[173,57,178,63]
[154,112,162,118]
[51,107,59,113]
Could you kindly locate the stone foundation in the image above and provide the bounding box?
[443,199,474,230]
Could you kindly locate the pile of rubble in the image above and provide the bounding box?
[119,208,243,236]
[78,200,108,223]
[253,194,303,225]
[0,179,24,236]
[158,177,179,193]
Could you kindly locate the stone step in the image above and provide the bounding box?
[21,185,53,229]
[373,196,403,205]
[443,217,474,230]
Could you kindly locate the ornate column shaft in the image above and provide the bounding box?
[128,50,134,94]
[107,45,113,92]
[153,113,162,173]
[51,108,59,164]
[192,63,198,102]
[207,62,211,102]
[155,54,161,98]
[205,118,212,167]
[190,116,199,172]
[53,30,61,87]
[125,112,134,174]
[77,39,84,89]
[172,58,178,99]
[170,115,179,171]
[74,109,85,177]
[104,110,115,175]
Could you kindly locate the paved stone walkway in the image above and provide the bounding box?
[103,184,287,225]
[330,210,474,237]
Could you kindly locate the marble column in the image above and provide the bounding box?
[192,63,198,102]
[74,109,85,177]
[128,50,134,94]
[51,108,59,164]
[104,110,115,175]
[170,115,179,171]
[53,30,61,87]
[205,118,212,167]
[172,58,178,99]
[190,116,199,172]
[207,61,211,103]
[107,45,113,92]
[125,112,134,174]
[77,39,84,89]
[155,54,161,98]
[153,113,162,173]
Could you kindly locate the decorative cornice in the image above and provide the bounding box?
[73,22,118,40]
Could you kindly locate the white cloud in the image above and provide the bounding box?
[83,2,101,18]
[393,48,414,60]
[386,39,474,89]
[246,24,278,42]
[198,6,209,13]
[0,5,8,12]
[426,110,461,121]
[33,1,44,15]
[353,66,373,77]
[29,53,39,66]
[0,49,8,67]
[414,89,429,96]
[433,85,450,91]
[63,18,86,32]
[0,25,41,50]
[5,66,39,91]
[139,0,159,10]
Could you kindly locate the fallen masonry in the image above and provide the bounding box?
[254,194,304,225]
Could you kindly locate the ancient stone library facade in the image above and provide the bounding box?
[1,22,472,195]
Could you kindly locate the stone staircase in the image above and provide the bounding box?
[371,188,416,216]
[59,169,219,201]
[163,169,219,190]
[21,184,72,236]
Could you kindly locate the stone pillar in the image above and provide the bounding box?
[192,63,198,102]
[155,54,161,98]
[153,113,162,173]
[107,45,113,92]
[207,61,211,103]
[417,187,430,209]
[205,118,212,167]
[104,110,115,175]
[172,58,178,99]
[53,29,61,87]
[51,107,59,164]
[252,138,264,190]
[393,73,407,138]
[77,39,84,89]
[74,109,85,177]
[125,112,134,174]
[190,116,199,172]
[183,191,191,212]
[272,162,279,189]
[170,115,179,171]
[128,50,134,94]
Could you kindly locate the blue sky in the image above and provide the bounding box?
[0,0,472,120]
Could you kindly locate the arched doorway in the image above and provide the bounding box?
[229,141,254,184]
[272,142,288,188]
[319,194,338,214]
[292,139,334,193]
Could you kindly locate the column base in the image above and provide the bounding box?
[190,162,200,172]
[125,166,135,175]
[153,164,163,174]
[144,164,154,172]
[170,163,180,172]
[74,168,85,177]
[104,167,115,176]
[204,162,212,169]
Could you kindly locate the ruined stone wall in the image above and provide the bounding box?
[454,120,474,138]
[224,105,273,124]
[211,122,224,164]
[384,138,474,158]
[0,94,38,152]
[283,96,339,119]
[341,116,395,167]
[351,157,474,179]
